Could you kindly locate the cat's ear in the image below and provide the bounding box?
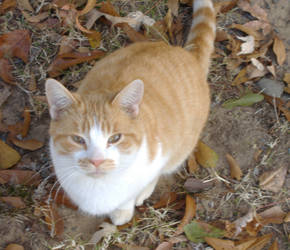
[45,78,75,120]
[112,79,144,118]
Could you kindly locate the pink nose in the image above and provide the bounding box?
[90,159,104,168]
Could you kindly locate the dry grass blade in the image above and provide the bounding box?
[43,204,64,238]
[175,194,196,235]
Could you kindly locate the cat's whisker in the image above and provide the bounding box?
[24,163,53,185]
[47,168,76,204]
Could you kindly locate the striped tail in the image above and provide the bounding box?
[185,0,216,74]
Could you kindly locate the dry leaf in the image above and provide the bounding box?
[184,178,213,193]
[0,169,41,185]
[215,29,229,42]
[168,0,179,16]
[16,0,34,12]
[235,238,258,250]
[243,20,272,36]
[284,212,290,223]
[238,1,268,22]
[153,192,177,209]
[176,194,196,235]
[0,140,21,169]
[11,138,44,151]
[205,237,235,250]
[263,95,290,122]
[259,206,286,224]
[0,58,14,84]
[230,24,262,41]
[21,108,31,137]
[226,154,242,180]
[232,67,248,86]
[5,244,24,250]
[269,239,279,250]
[214,0,238,14]
[283,73,290,84]
[266,65,276,78]
[89,222,117,244]
[259,166,287,192]
[155,241,173,250]
[86,31,102,49]
[187,153,199,173]
[0,0,16,14]
[0,30,31,84]
[48,50,105,77]
[43,204,64,238]
[0,196,26,208]
[247,233,272,250]
[194,141,218,168]
[237,36,255,55]
[21,11,49,23]
[50,189,78,210]
[273,36,286,66]
[0,82,11,107]
[116,244,149,250]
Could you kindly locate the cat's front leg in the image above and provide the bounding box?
[109,199,135,225]
[135,177,159,206]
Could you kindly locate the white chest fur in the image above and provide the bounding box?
[50,137,168,215]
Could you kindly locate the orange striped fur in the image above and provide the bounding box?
[45,0,216,225]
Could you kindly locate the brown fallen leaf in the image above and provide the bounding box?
[168,0,179,16]
[43,203,64,238]
[226,154,242,181]
[0,169,41,185]
[263,95,290,122]
[269,238,279,250]
[259,206,286,224]
[283,73,290,94]
[155,241,173,250]
[11,138,44,151]
[21,108,31,137]
[0,0,16,14]
[215,29,229,42]
[0,58,15,84]
[86,31,102,49]
[243,20,272,36]
[194,141,218,168]
[5,244,24,250]
[0,140,21,169]
[205,237,235,250]
[230,23,262,41]
[48,50,105,77]
[238,1,268,22]
[0,196,26,208]
[16,0,34,12]
[235,238,257,250]
[259,166,287,192]
[175,194,196,235]
[50,189,78,210]
[153,192,177,209]
[273,36,286,66]
[232,67,248,86]
[115,243,149,250]
[284,212,290,223]
[0,30,31,84]
[247,233,272,250]
[187,153,199,173]
[214,0,238,14]
[184,178,213,193]
[21,11,49,23]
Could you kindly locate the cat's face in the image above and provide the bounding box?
[46,79,144,177]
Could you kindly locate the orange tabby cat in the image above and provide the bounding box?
[46,0,215,225]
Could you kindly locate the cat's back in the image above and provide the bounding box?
[78,41,206,96]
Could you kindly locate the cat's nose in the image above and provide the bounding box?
[90,159,104,168]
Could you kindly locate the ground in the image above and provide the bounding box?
[0,0,289,250]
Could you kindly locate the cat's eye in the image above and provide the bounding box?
[71,135,86,145]
[107,133,122,145]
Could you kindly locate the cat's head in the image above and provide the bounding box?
[45,78,144,177]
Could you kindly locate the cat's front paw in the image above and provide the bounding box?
[109,207,134,225]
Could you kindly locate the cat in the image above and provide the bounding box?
[45,0,215,225]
